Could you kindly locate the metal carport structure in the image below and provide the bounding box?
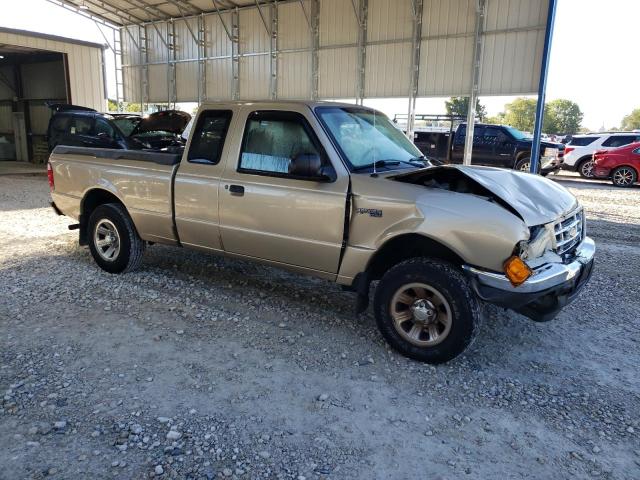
[47,0,557,169]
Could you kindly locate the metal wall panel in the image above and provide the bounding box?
[419,36,474,97]
[278,1,311,50]
[148,64,169,101]
[479,29,544,95]
[176,62,199,102]
[120,0,550,104]
[368,0,412,42]
[278,51,311,99]
[174,18,199,61]
[318,47,357,99]
[0,31,106,111]
[239,55,270,99]
[0,104,12,133]
[239,8,270,54]
[146,23,169,63]
[365,43,412,97]
[319,0,357,46]
[206,58,233,100]
[204,12,233,57]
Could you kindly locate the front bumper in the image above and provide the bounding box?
[463,237,595,321]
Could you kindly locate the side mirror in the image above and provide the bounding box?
[289,153,336,182]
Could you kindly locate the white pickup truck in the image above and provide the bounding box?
[49,101,595,363]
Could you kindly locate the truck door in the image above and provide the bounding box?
[218,108,349,274]
[173,109,235,251]
[491,127,516,167]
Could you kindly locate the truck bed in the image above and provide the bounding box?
[49,146,180,244]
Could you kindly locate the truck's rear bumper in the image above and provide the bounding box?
[463,237,595,321]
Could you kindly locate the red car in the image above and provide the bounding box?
[593,141,640,187]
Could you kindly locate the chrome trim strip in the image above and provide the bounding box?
[463,237,595,294]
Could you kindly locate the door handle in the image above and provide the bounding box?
[227,184,245,196]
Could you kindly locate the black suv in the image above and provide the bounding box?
[46,104,191,152]
[450,123,564,175]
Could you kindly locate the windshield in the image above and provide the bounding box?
[112,117,141,137]
[315,106,423,171]
[504,125,531,141]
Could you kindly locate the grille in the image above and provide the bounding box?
[553,209,584,255]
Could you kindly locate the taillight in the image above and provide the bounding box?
[47,162,54,191]
[564,147,574,155]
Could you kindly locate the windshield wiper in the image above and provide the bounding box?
[351,160,401,172]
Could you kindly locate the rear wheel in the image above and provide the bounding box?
[88,203,145,273]
[611,166,637,187]
[578,158,594,178]
[373,258,481,363]
[514,156,539,174]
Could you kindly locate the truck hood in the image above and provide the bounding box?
[132,110,191,135]
[392,165,578,226]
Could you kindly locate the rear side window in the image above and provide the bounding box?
[187,110,233,164]
[602,135,640,148]
[70,116,93,135]
[51,115,71,133]
[238,111,321,175]
[568,136,598,146]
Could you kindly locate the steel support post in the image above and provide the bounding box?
[530,0,558,173]
[168,19,177,108]
[355,0,368,105]
[198,14,206,103]
[463,0,486,165]
[232,8,240,100]
[269,3,278,100]
[406,0,423,141]
[138,24,149,114]
[310,0,319,100]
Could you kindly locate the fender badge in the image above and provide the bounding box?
[356,208,383,218]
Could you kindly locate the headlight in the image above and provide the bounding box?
[543,147,559,159]
[518,225,554,260]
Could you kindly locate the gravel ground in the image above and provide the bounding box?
[1,174,639,480]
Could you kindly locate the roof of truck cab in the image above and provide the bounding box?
[199,100,372,110]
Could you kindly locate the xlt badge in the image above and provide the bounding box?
[356,208,383,218]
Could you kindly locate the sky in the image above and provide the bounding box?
[2,0,639,130]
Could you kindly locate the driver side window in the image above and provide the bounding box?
[239,111,320,175]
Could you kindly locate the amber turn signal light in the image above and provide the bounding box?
[503,256,532,286]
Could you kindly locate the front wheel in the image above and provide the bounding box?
[88,203,145,273]
[611,166,637,187]
[373,258,481,363]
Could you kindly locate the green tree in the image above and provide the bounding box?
[544,99,583,134]
[445,96,487,122]
[485,113,505,125]
[621,108,640,130]
[502,97,537,132]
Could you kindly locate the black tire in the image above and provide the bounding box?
[577,157,594,178]
[611,165,637,188]
[514,156,539,174]
[87,203,145,273]
[373,258,481,364]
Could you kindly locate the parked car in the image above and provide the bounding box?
[592,141,640,187]
[46,104,191,152]
[411,122,564,175]
[562,132,640,178]
[48,101,594,364]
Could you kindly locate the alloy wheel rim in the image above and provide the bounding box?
[390,282,452,347]
[613,168,634,185]
[519,161,530,171]
[581,160,594,177]
[94,219,121,261]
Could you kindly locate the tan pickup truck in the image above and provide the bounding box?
[49,101,595,363]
